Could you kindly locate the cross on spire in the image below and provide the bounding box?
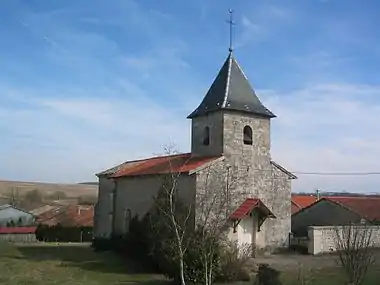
[227,9,235,53]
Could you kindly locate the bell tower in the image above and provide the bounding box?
[188,9,275,160]
[187,52,275,159]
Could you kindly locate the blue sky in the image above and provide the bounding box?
[1,0,380,193]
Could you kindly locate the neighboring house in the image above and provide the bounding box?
[94,51,297,251]
[30,205,59,216]
[0,204,35,226]
[291,195,318,214]
[36,204,94,227]
[291,196,380,236]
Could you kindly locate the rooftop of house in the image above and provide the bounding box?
[36,204,94,227]
[111,153,221,178]
[187,52,275,119]
[0,226,37,234]
[291,194,380,221]
[326,196,380,221]
[291,195,318,213]
[0,204,34,216]
[98,152,296,180]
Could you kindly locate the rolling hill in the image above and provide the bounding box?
[0,180,98,199]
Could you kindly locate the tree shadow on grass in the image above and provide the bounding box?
[13,243,167,282]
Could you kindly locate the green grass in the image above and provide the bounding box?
[0,242,379,285]
[0,242,166,285]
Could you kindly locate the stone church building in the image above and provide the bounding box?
[94,51,297,250]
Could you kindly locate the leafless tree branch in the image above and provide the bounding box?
[334,223,376,285]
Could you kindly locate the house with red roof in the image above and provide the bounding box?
[291,194,318,214]
[291,196,380,236]
[94,50,297,251]
[36,204,94,227]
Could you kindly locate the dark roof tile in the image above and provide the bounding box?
[188,53,275,119]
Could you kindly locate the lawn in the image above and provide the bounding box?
[0,242,166,285]
[0,242,380,285]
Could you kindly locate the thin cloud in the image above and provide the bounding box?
[2,0,380,195]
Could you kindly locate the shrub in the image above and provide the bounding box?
[217,241,252,282]
[35,224,93,242]
[91,237,115,251]
[182,232,223,284]
[123,215,161,272]
[255,264,282,285]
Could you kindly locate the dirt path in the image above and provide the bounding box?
[255,254,340,271]
[254,252,380,271]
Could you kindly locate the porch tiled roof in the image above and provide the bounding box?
[230,198,275,220]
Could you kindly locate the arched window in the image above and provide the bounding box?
[243,125,253,145]
[203,126,210,146]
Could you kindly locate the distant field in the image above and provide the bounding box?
[0,180,98,198]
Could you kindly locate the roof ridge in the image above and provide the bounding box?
[327,196,380,199]
[96,152,191,176]
[222,53,232,108]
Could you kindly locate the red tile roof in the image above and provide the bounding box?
[292,195,317,210]
[291,202,301,214]
[0,226,37,234]
[326,196,380,221]
[36,205,94,227]
[230,198,275,220]
[112,153,221,178]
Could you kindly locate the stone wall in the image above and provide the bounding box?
[93,176,115,238]
[308,225,380,255]
[193,111,292,250]
[113,174,196,236]
[191,112,224,157]
[223,112,292,250]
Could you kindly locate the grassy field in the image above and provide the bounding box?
[0,180,98,199]
[0,242,380,285]
[0,242,164,285]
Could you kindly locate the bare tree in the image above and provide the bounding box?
[152,145,248,285]
[194,163,239,285]
[152,145,192,285]
[7,187,21,207]
[334,223,376,285]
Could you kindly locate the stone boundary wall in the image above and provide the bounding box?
[307,225,380,255]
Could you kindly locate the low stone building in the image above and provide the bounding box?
[292,196,380,236]
[95,51,296,251]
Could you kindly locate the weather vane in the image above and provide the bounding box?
[227,9,235,53]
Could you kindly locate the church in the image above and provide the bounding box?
[94,50,297,251]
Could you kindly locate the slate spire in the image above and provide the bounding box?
[187,53,276,119]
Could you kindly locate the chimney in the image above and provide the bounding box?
[316,189,320,201]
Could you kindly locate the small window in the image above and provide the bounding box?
[203,126,210,146]
[243,125,253,145]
